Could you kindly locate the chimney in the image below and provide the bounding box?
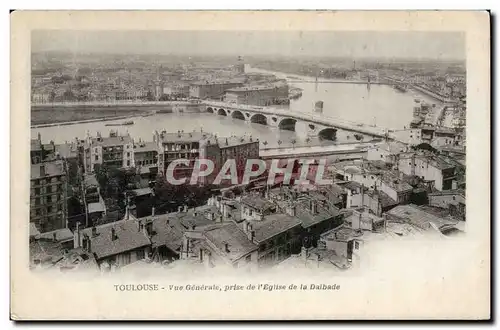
[225,138,228,145]
[52,232,57,242]
[91,227,98,237]
[286,204,296,217]
[73,222,81,249]
[301,246,308,263]
[111,227,118,241]
[224,242,230,253]
[310,200,318,214]
[178,206,183,213]
[183,205,188,213]
[40,165,46,177]
[222,203,229,219]
[151,206,155,217]
[37,132,41,141]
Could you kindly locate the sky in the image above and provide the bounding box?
[32,30,465,60]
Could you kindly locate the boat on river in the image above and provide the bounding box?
[105,120,135,127]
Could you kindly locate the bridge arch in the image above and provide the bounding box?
[318,128,337,141]
[231,110,245,120]
[206,107,214,113]
[278,118,297,131]
[250,113,268,125]
[217,108,227,116]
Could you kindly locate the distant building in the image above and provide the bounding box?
[163,83,190,97]
[189,81,244,100]
[83,131,135,173]
[224,83,289,106]
[30,160,68,233]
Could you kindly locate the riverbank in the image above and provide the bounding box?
[31,107,153,126]
[31,115,145,128]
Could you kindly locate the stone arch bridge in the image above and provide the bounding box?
[203,101,388,141]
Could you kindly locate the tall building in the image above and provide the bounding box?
[200,135,260,185]
[30,160,68,233]
[153,130,209,178]
[83,131,135,174]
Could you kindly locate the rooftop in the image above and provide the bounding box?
[240,196,276,213]
[203,222,258,262]
[156,131,211,144]
[387,204,459,230]
[133,141,158,153]
[204,136,259,149]
[321,223,364,242]
[80,220,151,260]
[84,174,99,187]
[31,160,65,180]
[38,228,74,242]
[295,200,341,229]
[55,143,78,159]
[251,213,302,243]
[89,134,133,147]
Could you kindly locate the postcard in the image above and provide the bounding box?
[10,10,490,320]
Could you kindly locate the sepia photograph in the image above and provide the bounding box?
[10,10,490,320]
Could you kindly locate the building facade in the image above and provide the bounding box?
[83,131,135,173]
[30,160,68,233]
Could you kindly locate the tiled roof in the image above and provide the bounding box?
[203,222,258,262]
[240,196,276,213]
[252,213,302,243]
[80,220,151,260]
[387,204,458,230]
[38,228,74,242]
[295,200,340,229]
[133,141,158,153]
[31,161,65,179]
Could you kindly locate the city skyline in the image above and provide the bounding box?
[32,30,465,60]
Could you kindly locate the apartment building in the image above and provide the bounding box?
[30,160,68,233]
[83,131,135,173]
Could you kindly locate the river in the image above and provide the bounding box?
[32,65,439,148]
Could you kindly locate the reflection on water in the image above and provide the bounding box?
[249,66,442,130]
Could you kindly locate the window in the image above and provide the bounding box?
[47,206,52,214]
[127,152,130,157]
[363,175,366,179]
[35,188,40,195]
[452,196,456,201]
[35,198,40,206]
[127,160,130,167]
[354,241,360,250]
[137,249,145,260]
